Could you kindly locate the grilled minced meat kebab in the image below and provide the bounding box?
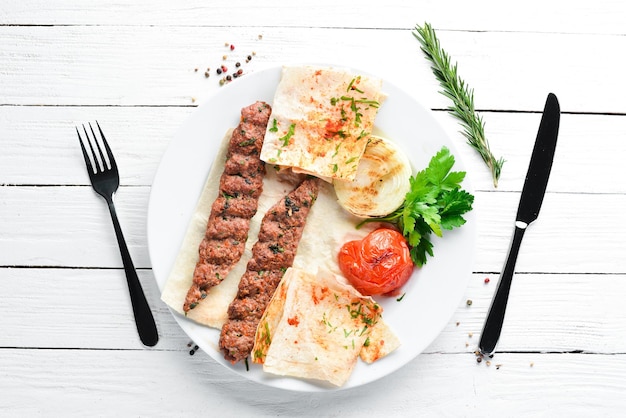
[183,101,271,313]
[219,177,320,363]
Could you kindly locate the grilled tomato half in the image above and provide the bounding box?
[338,228,414,296]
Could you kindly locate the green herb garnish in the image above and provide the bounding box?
[413,22,504,187]
[360,146,474,266]
[278,123,296,146]
[269,118,278,133]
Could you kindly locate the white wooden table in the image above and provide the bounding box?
[2,1,625,416]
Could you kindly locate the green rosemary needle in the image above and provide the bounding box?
[413,22,505,187]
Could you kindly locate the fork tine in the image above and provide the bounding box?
[89,122,109,171]
[96,121,117,171]
[83,124,102,173]
[77,127,95,175]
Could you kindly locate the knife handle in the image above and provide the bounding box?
[479,222,527,356]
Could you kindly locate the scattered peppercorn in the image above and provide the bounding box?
[194,38,261,87]
[476,356,482,363]
[466,299,473,306]
[484,277,490,284]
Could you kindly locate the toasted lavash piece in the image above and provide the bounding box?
[260,65,383,182]
[359,317,401,363]
[253,267,395,387]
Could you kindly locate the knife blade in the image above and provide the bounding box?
[478,93,560,357]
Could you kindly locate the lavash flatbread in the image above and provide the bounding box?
[252,267,400,387]
[160,132,378,328]
[260,65,383,182]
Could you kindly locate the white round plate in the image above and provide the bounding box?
[147,64,476,392]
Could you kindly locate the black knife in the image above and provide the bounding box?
[478,93,560,357]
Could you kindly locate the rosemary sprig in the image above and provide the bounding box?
[413,22,505,187]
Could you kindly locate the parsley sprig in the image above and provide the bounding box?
[413,22,505,187]
[360,146,474,266]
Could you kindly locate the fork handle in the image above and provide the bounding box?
[107,199,159,347]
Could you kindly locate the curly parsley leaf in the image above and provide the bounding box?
[360,146,474,266]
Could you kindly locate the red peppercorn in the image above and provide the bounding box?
[221,65,228,72]
[484,278,490,284]
[230,44,235,51]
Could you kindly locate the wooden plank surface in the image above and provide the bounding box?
[1,0,625,35]
[0,26,624,113]
[1,269,624,355]
[1,187,622,274]
[1,349,624,416]
[3,106,626,194]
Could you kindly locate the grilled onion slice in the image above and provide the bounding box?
[333,135,411,218]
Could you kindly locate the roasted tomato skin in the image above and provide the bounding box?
[338,228,414,296]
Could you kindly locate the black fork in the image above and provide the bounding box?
[77,122,158,347]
